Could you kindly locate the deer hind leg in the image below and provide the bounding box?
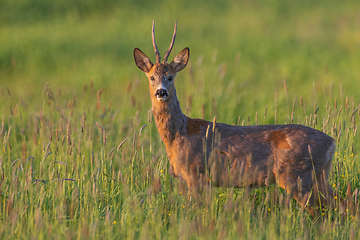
[275,168,332,217]
[291,160,346,217]
[275,170,317,216]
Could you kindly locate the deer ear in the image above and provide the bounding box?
[134,48,153,73]
[170,47,189,72]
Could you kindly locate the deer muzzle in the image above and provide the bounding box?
[155,88,168,100]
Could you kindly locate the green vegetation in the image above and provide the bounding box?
[1,0,360,239]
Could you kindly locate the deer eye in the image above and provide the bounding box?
[168,76,173,81]
[150,76,155,81]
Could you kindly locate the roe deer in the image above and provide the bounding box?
[134,21,346,217]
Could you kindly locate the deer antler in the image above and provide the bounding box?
[152,20,161,63]
[163,21,177,63]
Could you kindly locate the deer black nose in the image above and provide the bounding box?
[155,89,168,99]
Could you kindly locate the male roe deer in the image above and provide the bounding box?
[134,21,346,217]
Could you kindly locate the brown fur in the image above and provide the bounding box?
[268,130,291,149]
[133,23,348,217]
[186,117,209,136]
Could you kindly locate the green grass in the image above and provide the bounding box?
[1,0,360,239]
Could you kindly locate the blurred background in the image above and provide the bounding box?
[1,0,360,121]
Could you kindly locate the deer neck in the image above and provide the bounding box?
[151,90,187,146]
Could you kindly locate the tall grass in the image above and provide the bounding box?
[1,0,360,239]
[1,70,360,239]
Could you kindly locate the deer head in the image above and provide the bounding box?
[134,21,190,102]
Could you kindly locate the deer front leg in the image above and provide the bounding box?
[168,164,178,178]
[182,163,207,201]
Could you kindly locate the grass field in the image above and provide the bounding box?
[1,0,360,239]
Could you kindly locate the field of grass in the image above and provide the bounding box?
[1,0,360,239]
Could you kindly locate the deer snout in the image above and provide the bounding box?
[155,88,168,100]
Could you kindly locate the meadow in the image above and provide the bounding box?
[1,0,360,239]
